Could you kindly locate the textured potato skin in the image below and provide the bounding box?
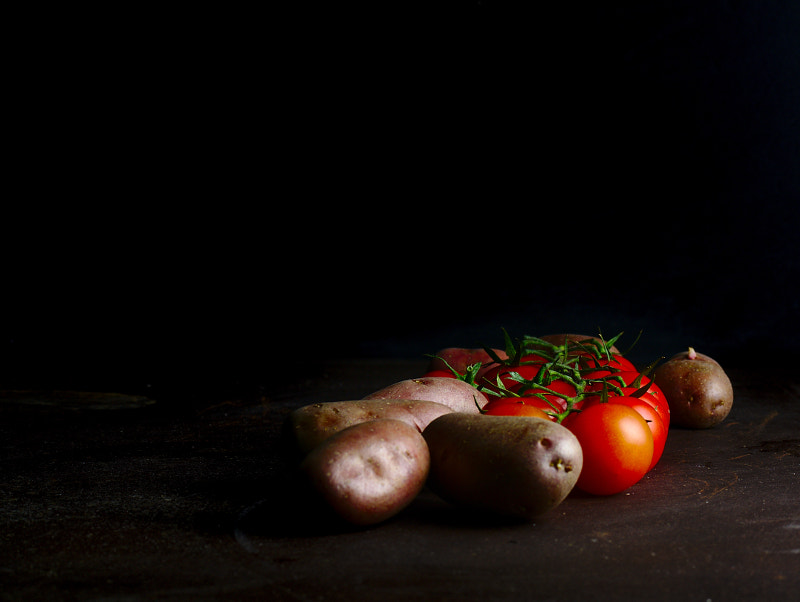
[363,376,488,414]
[300,419,430,525]
[288,399,453,454]
[423,414,583,519]
[653,351,733,429]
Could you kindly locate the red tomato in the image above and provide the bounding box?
[482,399,551,420]
[423,369,456,379]
[518,379,576,411]
[577,353,637,374]
[563,403,654,495]
[618,386,670,429]
[478,363,543,395]
[584,378,670,429]
[580,396,666,471]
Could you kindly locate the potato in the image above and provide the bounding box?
[300,419,430,525]
[652,347,733,429]
[427,347,509,378]
[363,376,488,413]
[422,414,583,520]
[287,399,454,455]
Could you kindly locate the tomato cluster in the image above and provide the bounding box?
[424,333,670,496]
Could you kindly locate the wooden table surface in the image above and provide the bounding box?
[1,359,798,601]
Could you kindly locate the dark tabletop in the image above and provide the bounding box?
[1,359,798,601]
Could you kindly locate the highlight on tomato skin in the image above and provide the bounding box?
[562,403,654,496]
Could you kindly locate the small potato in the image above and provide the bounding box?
[363,376,488,414]
[423,414,583,520]
[300,419,430,526]
[287,399,454,455]
[653,347,733,429]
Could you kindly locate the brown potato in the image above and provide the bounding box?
[300,419,430,525]
[422,414,583,520]
[363,376,488,413]
[287,399,454,455]
[652,347,733,429]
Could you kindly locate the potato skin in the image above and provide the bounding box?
[287,399,453,455]
[363,376,488,414]
[653,350,733,429]
[423,414,583,519]
[300,419,430,525]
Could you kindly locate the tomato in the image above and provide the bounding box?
[619,385,670,429]
[580,396,666,471]
[577,353,637,374]
[584,378,670,429]
[482,399,551,420]
[563,403,654,495]
[518,379,576,411]
[423,369,456,379]
[478,363,543,395]
[604,370,652,388]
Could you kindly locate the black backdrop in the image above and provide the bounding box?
[4,2,799,403]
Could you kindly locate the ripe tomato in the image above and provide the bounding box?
[618,385,670,429]
[563,403,654,495]
[423,369,456,378]
[577,353,637,374]
[585,378,670,429]
[580,396,666,471]
[518,379,576,411]
[478,363,543,395]
[482,399,551,420]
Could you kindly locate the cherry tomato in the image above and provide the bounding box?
[482,399,551,420]
[563,403,654,495]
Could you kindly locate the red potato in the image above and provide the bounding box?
[300,419,430,526]
[287,399,454,454]
[363,376,488,413]
[653,347,733,429]
[427,347,509,378]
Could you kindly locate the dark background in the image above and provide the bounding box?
[4,1,799,404]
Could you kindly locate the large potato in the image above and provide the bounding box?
[363,376,488,413]
[287,399,453,454]
[300,419,430,526]
[653,348,733,429]
[423,414,583,519]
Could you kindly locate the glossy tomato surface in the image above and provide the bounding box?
[563,403,654,495]
[580,396,667,471]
